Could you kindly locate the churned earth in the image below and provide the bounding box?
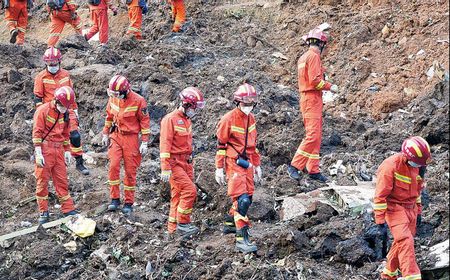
[0,0,449,279]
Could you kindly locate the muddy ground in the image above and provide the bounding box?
[0,0,449,279]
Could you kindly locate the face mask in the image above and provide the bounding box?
[185,109,196,118]
[47,65,59,74]
[240,106,253,115]
[56,104,67,113]
[408,161,421,168]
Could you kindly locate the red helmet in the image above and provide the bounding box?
[233,83,258,103]
[401,136,432,166]
[54,86,75,108]
[108,75,130,94]
[179,87,205,109]
[303,28,328,44]
[43,47,62,64]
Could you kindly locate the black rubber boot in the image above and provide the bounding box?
[75,156,90,176]
[176,223,199,237]
[10,29,18,44]
[287,165,303,180]
[223,214,236,234]
[309,173,329,183]
[108,199,121,211]
[235,226,257,253]
[38,211,50,224]
[122,203,133,215]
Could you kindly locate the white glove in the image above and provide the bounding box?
[139,142,148,156]
[254,166,262,183]
[35,147,45,167]
[215,168,226,186]
[73,109,79,119]
[160,170,172,183]
[64,151,72,166]
[330,84,339,93]
[101,134,110,146]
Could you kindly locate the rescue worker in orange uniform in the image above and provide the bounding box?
[160,87,205,237]
[374,136,431,280]
[47,0,83,47]
[215,84,263,253]
[102,75,150,215]
[3,0,32,45]
[32,86,79,224]
[126,0,147,40]
[34,47,90,175]
[170,0,185,32]
[84,0,118,47]
[288,28,339,183]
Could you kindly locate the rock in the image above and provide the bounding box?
[336,237,376,266]
[310,232,343,259]
[248,187,277,222]
[63,240,77,253]
[57,34,90,51]
[7,69,21,84]
[381,25,390,38]
[246,36,257,47]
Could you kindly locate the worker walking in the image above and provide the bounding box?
[215,84,263,253]
[84,0,118,47]
[32,86,78,224]
[102,75,150,215]
[374,136,431,280]
[125,0,147,40]
[34,47,90,175]
[288,27,339,183]
[3,0,32,45]
[160,87,205,237]
[170,0,185,32]
[47,0,83,47]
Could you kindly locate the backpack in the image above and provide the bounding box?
[88,0,100,6]
[46,0,65,10]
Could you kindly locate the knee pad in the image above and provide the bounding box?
[69,130,81,147]
[237,194,252,217]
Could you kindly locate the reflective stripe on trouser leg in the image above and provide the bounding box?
[385,207,421,279]
[122,134,141,204]
[290,116,322,174]
[53,146,75,213]
[108,134,123,200]
[47,13,65,46]
[16,5,27,44]
[168,182,180,233]
[35,161,51,213]
[126,7,142,39]
[231,200,250,230]
[170,160,196,224]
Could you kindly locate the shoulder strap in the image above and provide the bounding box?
[42,111,60,142]
[242,114,250,157]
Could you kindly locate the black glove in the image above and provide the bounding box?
[377,223,388,236]
[419,166,427,178]
[416,215,422,227]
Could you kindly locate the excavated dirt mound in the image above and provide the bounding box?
[0,0,449,279]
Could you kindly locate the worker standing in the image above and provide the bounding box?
[288,27,339,183]
[215,84,263,253]
[374,136,431,280]
[170,0,185,32]
[3,0,32,45]
[125,0,147,40]
[160,87,205,237]
[34,47,90,175]
[102,75,150,215]
[84,0,118,48]
[32,86,78,224]
[47,0,83,47]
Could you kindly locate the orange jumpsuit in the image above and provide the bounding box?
[171,0,185,32]
[32,102,75,214]
[374,153,423,280]
[291,47,332,174]
[126,0,142,40]
[160,109,196,233]
[47,0,82,47]
[215,108,261,230]
[4,0,28,45]
[33,69,83,157]
[103,91,150,204]
[85,0,113,44]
